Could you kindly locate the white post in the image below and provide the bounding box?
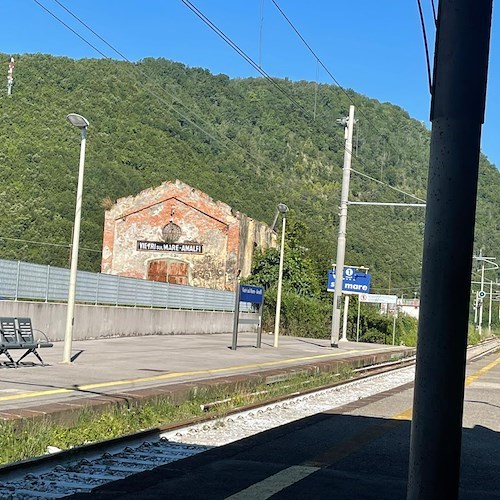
[488,280,493,331]
[274,211,287,348]
[478,260,485,332]
[331,105,355,347]
[341,295,350,341]
[473,291,478,325]
[392,306,397,346]
[356,297,361,342]
[63,118,88,364]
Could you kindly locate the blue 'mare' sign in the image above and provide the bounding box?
[327,267,371,293]
[240,285,264,304]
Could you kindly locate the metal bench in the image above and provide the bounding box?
[0,317,53,366]
[0,317,18,365]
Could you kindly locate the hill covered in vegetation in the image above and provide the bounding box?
[0,53,498,296]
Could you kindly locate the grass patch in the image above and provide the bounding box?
[0,365,356,465]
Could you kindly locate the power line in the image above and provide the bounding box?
[35,0,282,182]
[416,0,433,94]
[270,0,424,185]
[351,168,426,203]
[181,0,308,114]
[43,0,359,194]
[181,0,425,204]
[33,0,108,59]
[38,0,425,206]
[0,236,100,253]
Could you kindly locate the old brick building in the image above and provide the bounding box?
[101,180,276,291]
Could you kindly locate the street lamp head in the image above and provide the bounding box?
[277,203,289,214]
[66,113,89,129]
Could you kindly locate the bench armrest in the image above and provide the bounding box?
[33,329,52,343]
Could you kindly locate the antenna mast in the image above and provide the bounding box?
[7,57,14,96]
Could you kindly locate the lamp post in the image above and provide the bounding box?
[63,113,89,364]
[273,203,288,348]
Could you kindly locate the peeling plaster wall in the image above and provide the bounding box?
[102,180,276,291]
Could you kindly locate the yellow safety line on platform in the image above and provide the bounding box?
[0,347,386,402]
[387,355,500,422]
[302,356,499,474]
[465,356,499,386]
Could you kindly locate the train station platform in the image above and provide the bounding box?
[69,347,500,499]
[0,332,416,422]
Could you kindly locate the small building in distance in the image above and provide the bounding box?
[101,180,276,291]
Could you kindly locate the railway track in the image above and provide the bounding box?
[0,339,496,498]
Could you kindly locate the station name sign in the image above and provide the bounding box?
[239,285,264,304]
[327,267,371,294]
[137,241,203,253]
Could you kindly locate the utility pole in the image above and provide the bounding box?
[488,280,493,331]
[479,256,485,331]
[407,1,493,499]
[473,252,497,331]
[330,105,355,347]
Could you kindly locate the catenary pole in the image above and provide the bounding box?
[330,105,355,347]
[488,280,492,331]
[479,256,485,330]
[407,1,493,499]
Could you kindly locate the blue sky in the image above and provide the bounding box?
[1,1,499,168]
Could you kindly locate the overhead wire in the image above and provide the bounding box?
[351,169,426,203]
[0,236,100,253]
[45,0,354,189]
[180,0,425,204]
[38,0,425,205]
[180,0,308,114]
[416,0,434,94]
[269,0,421,179]
[430,0,438,27]
[37,0,284,181]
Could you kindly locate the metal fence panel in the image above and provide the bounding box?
[0,260,19,299]
[0,258,240,312]
[96,273,119,305]
[47,267,70,302]
[17,262,47,300]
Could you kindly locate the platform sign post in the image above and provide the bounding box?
[231,285,264,350]
[231,283,242,350]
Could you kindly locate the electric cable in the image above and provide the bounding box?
[181,0,308,114]
[36,0,283,181]
[0,236,100,253]
[416,0,433,94]
[270,0,424,183]
[181,0,426,204]
[38,0,426,205]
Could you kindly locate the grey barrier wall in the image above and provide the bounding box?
[0,301,257,341]
[0,259,258,340]
[0,258,250,312]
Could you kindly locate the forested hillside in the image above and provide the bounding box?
[1,53,498,294]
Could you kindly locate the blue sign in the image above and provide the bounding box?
[327,267,371,293]
[240,285,264,304]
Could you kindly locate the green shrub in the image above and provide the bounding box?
[262,289,331,338]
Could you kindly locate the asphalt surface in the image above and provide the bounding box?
[67,348,499,499]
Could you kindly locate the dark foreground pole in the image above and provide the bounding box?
[407,2,492,499]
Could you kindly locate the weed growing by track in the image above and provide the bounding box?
[0,367,356,465]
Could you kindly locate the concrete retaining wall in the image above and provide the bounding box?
[0,301,255,341]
